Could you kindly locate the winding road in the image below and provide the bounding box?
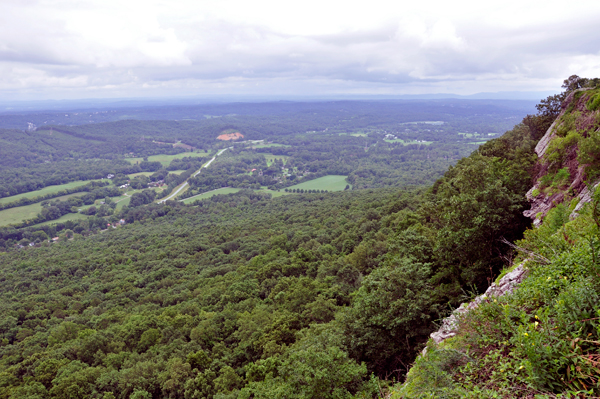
[158,147,231,203]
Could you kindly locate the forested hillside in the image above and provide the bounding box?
[397,76,600,398]
[0,103,543,398]
[2,79,597,398]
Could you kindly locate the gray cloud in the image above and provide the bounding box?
[0,0,599,100]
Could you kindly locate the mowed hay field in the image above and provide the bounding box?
[126,152,210,167]
[181,188,241,204]
[0,180,97,205]
[262,153,290,166]
[0,203,46,226]
[36,212,89,227]
[287,175,349,192]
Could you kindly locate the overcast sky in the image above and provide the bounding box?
[1,0,599,101]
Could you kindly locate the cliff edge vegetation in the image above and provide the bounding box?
[395,76,600,398]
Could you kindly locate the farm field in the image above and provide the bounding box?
[0,202,45,226]
[286,175,349,192]
[181,187,241,204]
[0,187,147,227]
[125,152,210,166]
[261,153,290,166]
[36,212,89,227]
[255,187,290,198]
[0,180,97,205]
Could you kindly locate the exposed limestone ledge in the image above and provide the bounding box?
[569,181,600,219]
[429,262,528,345]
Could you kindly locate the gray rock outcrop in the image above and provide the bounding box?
[429,262,528,345]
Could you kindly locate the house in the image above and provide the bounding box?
[107,174,115,179]
[118,219,126,225]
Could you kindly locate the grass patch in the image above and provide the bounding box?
[181,188,241,204]
[255,187,291,198]
[261,154,290,166]
[286,175,349,192]
[36,213,89,227]
[0,203,46,226]
[0,180,96,205]
[125,152,210,167]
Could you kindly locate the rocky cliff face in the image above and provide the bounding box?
[426,87,600,347]
[428,262,528,346]
[523,87,600,225]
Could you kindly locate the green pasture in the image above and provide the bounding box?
[36,213,89,227]
[126,152,210,167]
[0,189,134,227]
[181,188,241,204]
[0,180,97,205]
[0,203,45,226]
[255,187,290,198]
[262,153,289,166]
[286,175,349,192]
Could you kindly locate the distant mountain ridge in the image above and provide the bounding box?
[0,92,550,113]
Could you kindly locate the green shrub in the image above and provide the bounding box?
[552,168,571,188]
[586,90,600,111]
[544,131,581,164]
[578,129,600,180]
[553,112,579,137]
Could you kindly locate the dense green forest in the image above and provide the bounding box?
[4,80,599,397]
[0,102,541,398]
[396,76,600,398]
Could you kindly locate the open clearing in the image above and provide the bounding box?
[0,203,46,226]
[0,180,98,205]
[217,132,244,141]
[286,175,349,192]
[126,152,210,167]
[261,153,290,166]
[0,187,150,227]
[181,188,241,204]
[36,212,89,227]
[255,187,290,198]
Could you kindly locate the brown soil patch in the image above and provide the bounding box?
[217,132,244,141]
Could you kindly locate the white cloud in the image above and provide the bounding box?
[0,0,599,99]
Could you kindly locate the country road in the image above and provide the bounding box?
[158,147,231,203]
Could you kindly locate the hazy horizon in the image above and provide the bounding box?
[1,0,599,101]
